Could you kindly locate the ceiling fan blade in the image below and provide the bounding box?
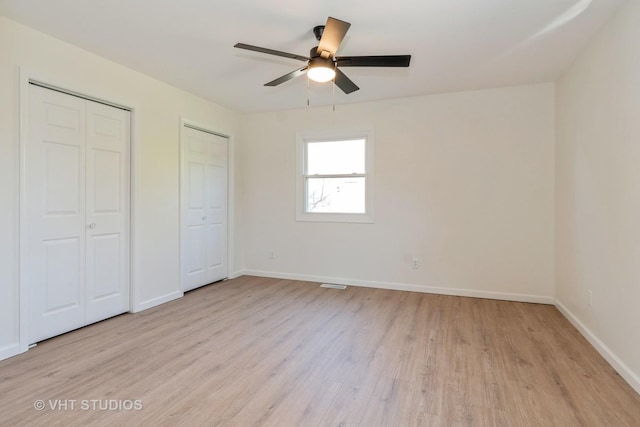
[334,68,359,94]
[335,55,412,67]
[265,66,308,86]
[317,17,351,58]
[234,43,310,62]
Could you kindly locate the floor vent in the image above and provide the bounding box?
[320,283,347,290]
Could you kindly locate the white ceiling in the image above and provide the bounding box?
[0,0,625,112]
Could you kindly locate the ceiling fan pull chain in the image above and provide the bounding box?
[306,75,310,107]
[332,76,336,112]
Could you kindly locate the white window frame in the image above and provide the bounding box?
[296,130,374,223]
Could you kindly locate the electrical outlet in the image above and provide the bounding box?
[412,258,419,269]
[587,290,592,307]
[269,250,276,260]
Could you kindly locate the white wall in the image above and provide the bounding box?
[236,83,555,302]
[0,16,238,359]
[555,0,640,392]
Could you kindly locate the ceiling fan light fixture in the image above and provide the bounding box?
[307,57,336,83]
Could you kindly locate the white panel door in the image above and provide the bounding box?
[27,86,87,342]
[181,126,228,292]
[85,101,130,323]
[205,134,228,283]
[26,85,130,343]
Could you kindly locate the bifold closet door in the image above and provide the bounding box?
[84,101,130,324]
[26,85,130,344]
[181,126,228,292]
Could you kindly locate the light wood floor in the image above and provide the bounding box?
[1,276,639,426]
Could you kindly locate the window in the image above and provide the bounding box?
[296,131,374,223]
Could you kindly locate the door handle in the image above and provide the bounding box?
[88,223,96,229]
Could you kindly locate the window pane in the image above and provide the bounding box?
[307,139,365,175]
[306,177,365,213]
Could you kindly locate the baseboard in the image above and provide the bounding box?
[0,342,22,362]
[240,269,555,305]
[132,290,183,313]
[554,300,640,395]
[228,270,247,280]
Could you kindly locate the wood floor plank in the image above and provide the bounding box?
[1,276,639,426]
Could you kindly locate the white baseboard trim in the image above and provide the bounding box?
[0,342,22,362]
[240,269,555,305]
[228,270,246,280]
[132,290,183,313]
[555,300,640,395]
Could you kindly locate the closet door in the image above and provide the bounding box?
[26,85,130,343]
[205,133,228,284]
[27,86,87,343]
[181,126,228,292]
[85,101,130,323]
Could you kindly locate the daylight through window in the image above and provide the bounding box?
[305,138,366,214]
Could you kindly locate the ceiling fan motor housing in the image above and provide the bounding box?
[309,56,334,68]
[310,46,323,59]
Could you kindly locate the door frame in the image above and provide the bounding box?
[18,69,138,354]
[179,117,233,292]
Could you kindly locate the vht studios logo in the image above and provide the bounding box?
[34,399,143,411]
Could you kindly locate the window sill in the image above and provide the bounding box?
[295,212,374,224]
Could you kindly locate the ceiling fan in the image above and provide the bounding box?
[234,17,411,94]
